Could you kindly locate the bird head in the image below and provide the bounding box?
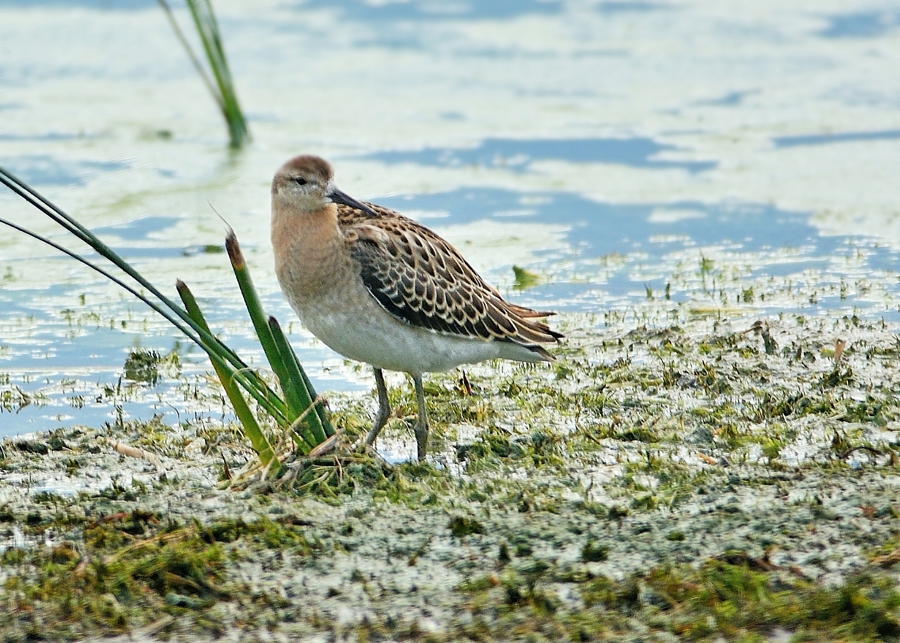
[272,155,376,216]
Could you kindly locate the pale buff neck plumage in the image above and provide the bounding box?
[271,194,350,301]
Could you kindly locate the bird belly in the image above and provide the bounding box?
[303,305,499,374]
[292,288,544,374]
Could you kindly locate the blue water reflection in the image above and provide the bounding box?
[0,155,129,187]
[295,0,666,20]
[365,138,715,173]
[695,91,758,107]
[372,187,900,317]
[0,132,102,142]
[595,2,666,13]
[774,130,900,148]
[376,188,819,255]
[818,10,900,39]
[296,0,563,21]
[0,0,153,7]
[92,216,181,240]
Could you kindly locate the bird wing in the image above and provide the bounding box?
[338,202,562,350]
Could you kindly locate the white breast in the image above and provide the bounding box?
[288,285,541,375]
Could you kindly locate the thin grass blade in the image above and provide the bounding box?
[157,0,224,113]
[224,231,313,426]
[177,281,294,467]
[0,208,284,427]
[268,316,327,445]
[184,0,250,147]
[268,319,336,437]
[0,168,286,423]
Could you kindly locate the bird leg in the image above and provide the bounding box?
[365,367,391,446]
[413,375,430,461]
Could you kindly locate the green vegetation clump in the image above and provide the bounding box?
[0,511,317,640]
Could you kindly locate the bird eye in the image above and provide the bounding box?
[293,177,308,186]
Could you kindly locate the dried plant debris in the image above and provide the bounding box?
[2,312,900,641]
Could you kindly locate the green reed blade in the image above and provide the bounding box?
[0,210,281,419]
[305,369,335,437]
[223,232,327,446]
[268,317,327,445]
[0,168,285,421]
[183,0,250,147]
[225,234,319,446]
[177,281,290,469]
[226,229,331,444]
[268,319,335,437]
[225,233,307,424]
[157,0,225,114]
[0,210,286,428]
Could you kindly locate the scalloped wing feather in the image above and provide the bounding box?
[339,202,563,358]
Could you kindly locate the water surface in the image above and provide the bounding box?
[2,0,900,437]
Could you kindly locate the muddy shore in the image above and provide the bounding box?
[2,309,900,642]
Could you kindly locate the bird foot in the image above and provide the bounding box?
[413,421,429,462]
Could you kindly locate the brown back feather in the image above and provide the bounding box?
[338,202,563,354]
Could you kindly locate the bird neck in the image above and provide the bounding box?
[272,194,339,241]
[272,201,347,299]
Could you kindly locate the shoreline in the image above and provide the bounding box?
[2,311,900,641]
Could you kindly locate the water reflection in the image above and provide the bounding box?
[376,189,814,254]
[296,0,564,21]
[297,0,666,21]
[693,90,758,107]
[818,10,900,39]
[364,137,715,173]
[0,155,129,187]
[773,130,900,148]
[3,0,900,439]
[0,0,153,8]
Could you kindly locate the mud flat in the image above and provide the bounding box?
[2,307,900,642]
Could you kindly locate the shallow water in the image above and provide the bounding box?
[2,0,900,437]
